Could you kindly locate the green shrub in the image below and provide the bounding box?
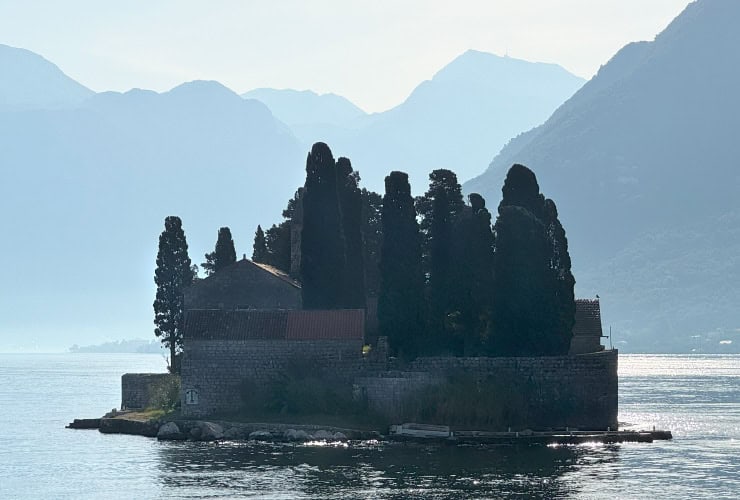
[147,375,181,412]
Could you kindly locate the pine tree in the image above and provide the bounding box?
[202,227,237,276]
[252,225,268,263]
[153,216,193,374]
[378,171,425,359]
[300,142,346,309]
[417,169,465,354]
[336,157,366,309]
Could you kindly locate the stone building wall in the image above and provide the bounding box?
[121,373,179,410]
[355,350,618,430]
[180,338,365,417]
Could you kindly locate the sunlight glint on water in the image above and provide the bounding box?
[0,353,738,499]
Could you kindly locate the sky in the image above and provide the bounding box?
[0,0,693,112]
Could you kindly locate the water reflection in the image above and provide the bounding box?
[155,439,620,499]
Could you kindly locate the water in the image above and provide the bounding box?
[0,354,738,499]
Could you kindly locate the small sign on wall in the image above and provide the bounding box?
[184,388,199,405]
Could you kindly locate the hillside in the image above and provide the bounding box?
[465,0,740,352]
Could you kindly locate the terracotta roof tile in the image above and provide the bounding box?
[184,309,364,341]
[286,310,365,340]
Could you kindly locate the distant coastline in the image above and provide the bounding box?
[69,339,164,354]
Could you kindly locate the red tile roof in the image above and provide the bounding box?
[184,309,364,341]
[572,299,603,338]
[286,310,365,340]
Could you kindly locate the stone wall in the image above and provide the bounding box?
[180,338,365,417]
[121,373,179,410]
[355,350,618,430]
[354,371,440,420]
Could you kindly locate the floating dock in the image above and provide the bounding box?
[389,423,672,445]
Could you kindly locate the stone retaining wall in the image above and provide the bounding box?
[180,338,365,417]
[355,350,618,430]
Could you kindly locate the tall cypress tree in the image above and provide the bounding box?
[300,142,345,309]
[490,164,574,356]
[452,193,495,355]
[336,157,366,309]
[202,227,237,276]
[417,169,465,354]
[545,199,576,353]
[379,171,425,359]
[361,188,383,301]
[252,225,268,263]
[153,216,193,374]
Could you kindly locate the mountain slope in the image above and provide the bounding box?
[242,88,366,127]
[250,51,585,192]
[465,0,740,352]
[0,79,305,351]
[0,44,93,110]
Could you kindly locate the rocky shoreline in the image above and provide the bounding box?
[67,411,380,442]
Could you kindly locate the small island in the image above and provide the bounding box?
[72,143,668,445]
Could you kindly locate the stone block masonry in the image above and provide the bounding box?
[121,373,179,410]
[180,339,365,418]
[355,350,618,430]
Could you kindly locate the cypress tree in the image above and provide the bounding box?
[336,157,366,309]
[252,225,268,263]
[379,171,425,359]
[417,169,465,354]
[453,193,495,355]
[153,216,193,374]
[300,142,345,309]
[490,164,574,356]
[361,188,383,301]
[202,227,237,276]
[545,199,576,353]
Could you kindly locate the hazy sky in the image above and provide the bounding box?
[1,0,692,112]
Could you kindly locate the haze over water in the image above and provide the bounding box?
[0,353,737,499]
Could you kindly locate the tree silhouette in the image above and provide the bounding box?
[300,142,346,309]
[252,225,268,263]
[153,216,193,374]
[336,157,366,309]
[490,164,574,355]
[417,169,465,354]
[379,171,425,359]
[202,227,237,276]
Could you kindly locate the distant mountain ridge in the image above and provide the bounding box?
[244,50,585,192]
[0,44,93,110]
[0,44,583,351]
[465,0,740,352]
[0,70,305,350]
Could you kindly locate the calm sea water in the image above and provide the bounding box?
[0,354,738,499]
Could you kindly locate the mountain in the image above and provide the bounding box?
[465,0,740,352]
[0,78,305,351]
[242,88,368,150]
[247,51,585,192]
[242,88,366,127]
[0,44,93,110]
